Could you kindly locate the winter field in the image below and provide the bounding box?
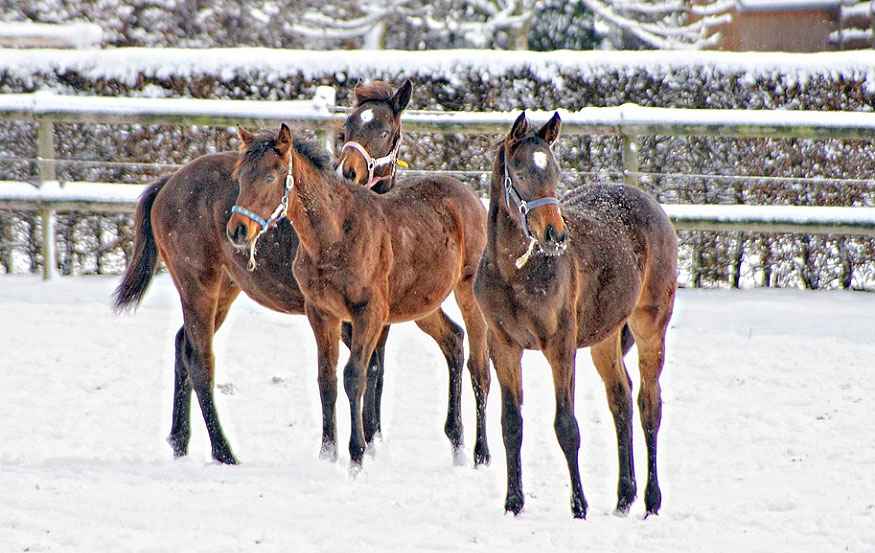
[0,274,873,552]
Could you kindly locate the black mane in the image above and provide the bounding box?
[293,137,332,174]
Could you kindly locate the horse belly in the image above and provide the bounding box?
[387,269,459,323]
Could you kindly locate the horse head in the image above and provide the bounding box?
[227,124,293,252]
[502,111,567,257]
[336,79,411,193]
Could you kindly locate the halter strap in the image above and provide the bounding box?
[340,132,403,189]
[502,153,561,242]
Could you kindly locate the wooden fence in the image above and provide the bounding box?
[2,89,875,279]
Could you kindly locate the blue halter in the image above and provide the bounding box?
[503,152,561,241]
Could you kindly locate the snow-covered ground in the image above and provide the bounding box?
[0,274,873,552]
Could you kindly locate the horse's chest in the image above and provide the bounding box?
[474,263,561,350]
[293,253,351,311]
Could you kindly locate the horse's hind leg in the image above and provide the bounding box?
[414,308,465,462]
[168,326,193,457]
[590,328,637,515]
[629,288,675,516]
[168,274,240,458]
[454,279,491,465]
[172,270,239,464]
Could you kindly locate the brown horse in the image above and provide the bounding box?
[473,112,677,518]
[227,123,490,469]
[112,87,410,464]
[336,79,410,193]
[335,78,491,465]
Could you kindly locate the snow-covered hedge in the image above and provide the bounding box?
[1,49,874,288]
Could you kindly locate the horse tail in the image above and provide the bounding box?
[620,322,635,356]
[112,175,169,312]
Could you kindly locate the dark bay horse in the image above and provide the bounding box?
[335,78,492,466]
[227,123,490,470]
[473,112,677,518]
[112,85,412,464]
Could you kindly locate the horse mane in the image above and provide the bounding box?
[353,81,394,106]
[237,129,332,176]
[292,137,332,174]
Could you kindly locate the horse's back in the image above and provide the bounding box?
[154,151,239,224]
[383,174,487,265]
[562,184,677,268]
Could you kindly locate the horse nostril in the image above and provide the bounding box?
[227,222,247,245]
[343,168,357,181]
[546,224,559,244]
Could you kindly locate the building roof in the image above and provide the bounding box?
[737,0,841,12]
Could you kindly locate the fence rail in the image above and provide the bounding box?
[2,90,875,279]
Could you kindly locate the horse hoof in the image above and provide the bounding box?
[365,441,377,459]
[615,497,634,517]
[572,496,588,520]
[473,449,490,467]
[213,451,238,465]
[167,434,190,458]
[319,442,338,463]
[504,495,524,516]
[644,484,662,516]
[349,460,363,478]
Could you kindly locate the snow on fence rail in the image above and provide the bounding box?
[2,90,875,279]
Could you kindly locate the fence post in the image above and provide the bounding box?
[37,116,57,280]
[313,85,337,155]
[622,134,640,188]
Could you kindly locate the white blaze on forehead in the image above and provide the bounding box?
[533,151,549,170]
[359,109,374,124]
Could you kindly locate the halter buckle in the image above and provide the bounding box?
[518,201,528,215]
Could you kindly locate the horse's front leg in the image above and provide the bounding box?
[364,326,390,448]
[342,323,390,448]
[489,330,525,515]
[344,305,387,470]
[306,303,341,462]
[544,335,588,519]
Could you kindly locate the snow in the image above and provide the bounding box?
[0,180,144,205]
[0,22,102,49]
[1,274,874,552]
[664,204,875,229]
[3,48,875,92]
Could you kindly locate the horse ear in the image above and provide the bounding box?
[237,124,254,150]
[537,111,561,147]
[507,111,529,145]
[390,79,413,115]
[277,123,292,155]
[352,80,366,105]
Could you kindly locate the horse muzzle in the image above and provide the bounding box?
[226,216,256,250]
[539,223,567,256]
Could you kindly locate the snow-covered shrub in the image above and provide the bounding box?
[0,50,873,288]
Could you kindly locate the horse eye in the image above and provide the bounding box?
[265,174,276,183]
[381,130,390,138]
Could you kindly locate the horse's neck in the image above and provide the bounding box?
[287,156,346,258]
